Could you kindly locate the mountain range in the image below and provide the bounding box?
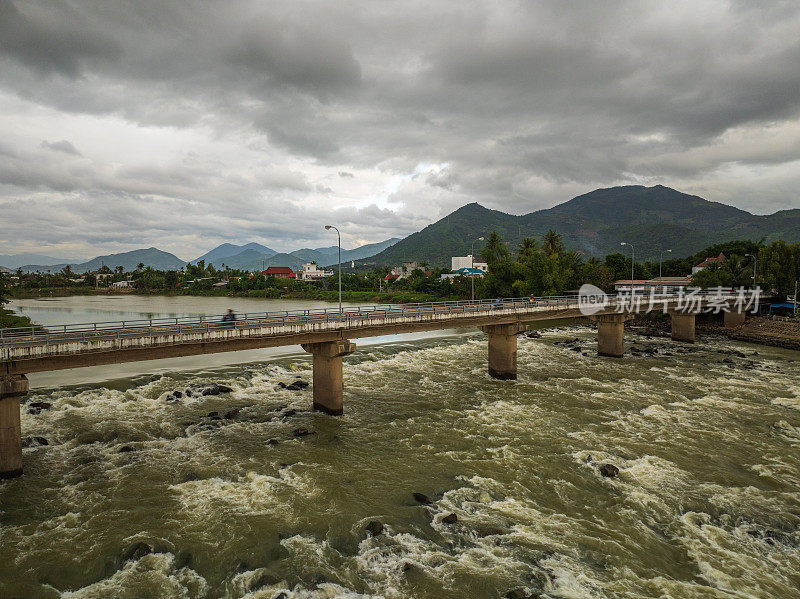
[4,185,799,274]
[4,239,401,274]
[362,185,800,266]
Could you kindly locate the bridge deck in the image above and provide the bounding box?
[0,294,731,374]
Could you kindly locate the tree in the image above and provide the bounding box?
[479,231,516,298]
[542,230,565,257]
[137,262,145,271]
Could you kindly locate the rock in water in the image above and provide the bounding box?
[293,427,311,437]
[224,408,240,420]
[121,541,153,562]
[412,492,432,505]
[365,520,384,536]
[442,513,458,524]
[599,463,620,478]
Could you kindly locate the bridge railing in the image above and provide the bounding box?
[0,295,589,349]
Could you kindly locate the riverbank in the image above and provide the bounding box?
[7,287,459,304]
[0,307,34,329]
[630,312,800,352]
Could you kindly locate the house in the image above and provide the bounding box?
[692,253,726,275]
[451,255,488,273]
[299,263,333,281]
[613,277,694,293]
[111,280,135,289]
[262,266,296,279]
[389,261,420,280]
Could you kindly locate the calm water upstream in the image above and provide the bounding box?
[1,295,799,598]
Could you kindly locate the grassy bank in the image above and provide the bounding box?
[0,307,35,329]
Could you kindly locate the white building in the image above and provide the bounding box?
[111,280,135,289]
[299,263,333,281]
[451,255,488,272]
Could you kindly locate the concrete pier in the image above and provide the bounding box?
[670,312,696,343]
[1,375,28,479]
[724,310,746,329]
[480,323,527,380]
[301,340,355,415]
[594,314,629,358]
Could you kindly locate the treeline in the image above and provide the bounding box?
[474,232,800,298]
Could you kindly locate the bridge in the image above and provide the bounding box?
[1,293,750,478]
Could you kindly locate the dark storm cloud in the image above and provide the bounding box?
[0,0,799,258]
[0,0,122,77]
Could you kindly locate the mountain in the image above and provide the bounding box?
[193,238,403,272]
[20,248,186,274]
[363,185,800,266]
[0,253,85,270]
[192,242,276,265]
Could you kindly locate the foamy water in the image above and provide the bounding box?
[2,318,799,598]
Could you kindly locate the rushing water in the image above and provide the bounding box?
[1,296,799,598]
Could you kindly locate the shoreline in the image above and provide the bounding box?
[6,287,459,304]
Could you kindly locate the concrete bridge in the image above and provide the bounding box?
[0,294,750,479]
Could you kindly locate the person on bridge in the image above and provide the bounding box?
[222,309,237,325]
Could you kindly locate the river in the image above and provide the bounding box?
[1,295,799,598]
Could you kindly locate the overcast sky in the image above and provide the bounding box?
[1,1,800,261]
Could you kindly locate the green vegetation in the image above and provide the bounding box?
[3,235,799,305]
[0,273,34,328]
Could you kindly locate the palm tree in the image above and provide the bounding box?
[542,230,564,257]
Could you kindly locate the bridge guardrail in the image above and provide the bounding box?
[0,292,730,352]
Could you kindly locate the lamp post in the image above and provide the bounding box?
[745,253,758,288]
[659,249,672,278]
[471,236,484,302]
[621,242,635,292]
[325,225,342,316]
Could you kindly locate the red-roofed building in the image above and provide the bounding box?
[692,253,726,275]
[262,266,296,279]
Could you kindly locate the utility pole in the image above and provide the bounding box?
[471,236,484,302]
[325,225,342,315]
[794,280,798,317]
[659,249,672,278]
[621,242,635,292]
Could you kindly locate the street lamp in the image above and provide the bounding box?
[325,225,342,316]
[659,249,672,278]
[621,242,635,292]
[745,253,758,288]
[471,236,484,302]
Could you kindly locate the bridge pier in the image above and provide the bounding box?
[301,340,355,415]
[670,312,696,343]
[480,323,527,380]
[593,314,630,358]
[724,310,746,328]
[1,375,28,480]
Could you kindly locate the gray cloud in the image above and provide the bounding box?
[41,139,82,156]
[0,0,799,259]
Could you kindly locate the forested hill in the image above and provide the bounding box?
[364,185,800,266]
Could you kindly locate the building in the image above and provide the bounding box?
[262,266,296,279]
[299,263,333,281]
[111,280,135,289]
[613,277,694,293]
[692,253,726,275]
[451,255,488,272]
[389,261,420,280]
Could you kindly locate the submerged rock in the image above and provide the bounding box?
[293,426,312,437]
[224,408,240,420]
[599,463,620,478]
[117,445,135,453]
[21,436,49,448]
[285,380,309,391]
[412,492,432,505]
[28,401,53,410]
[365,520,384,536]
[200,384,233,396]
[442,513,458,525]
[121,541,153,563]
